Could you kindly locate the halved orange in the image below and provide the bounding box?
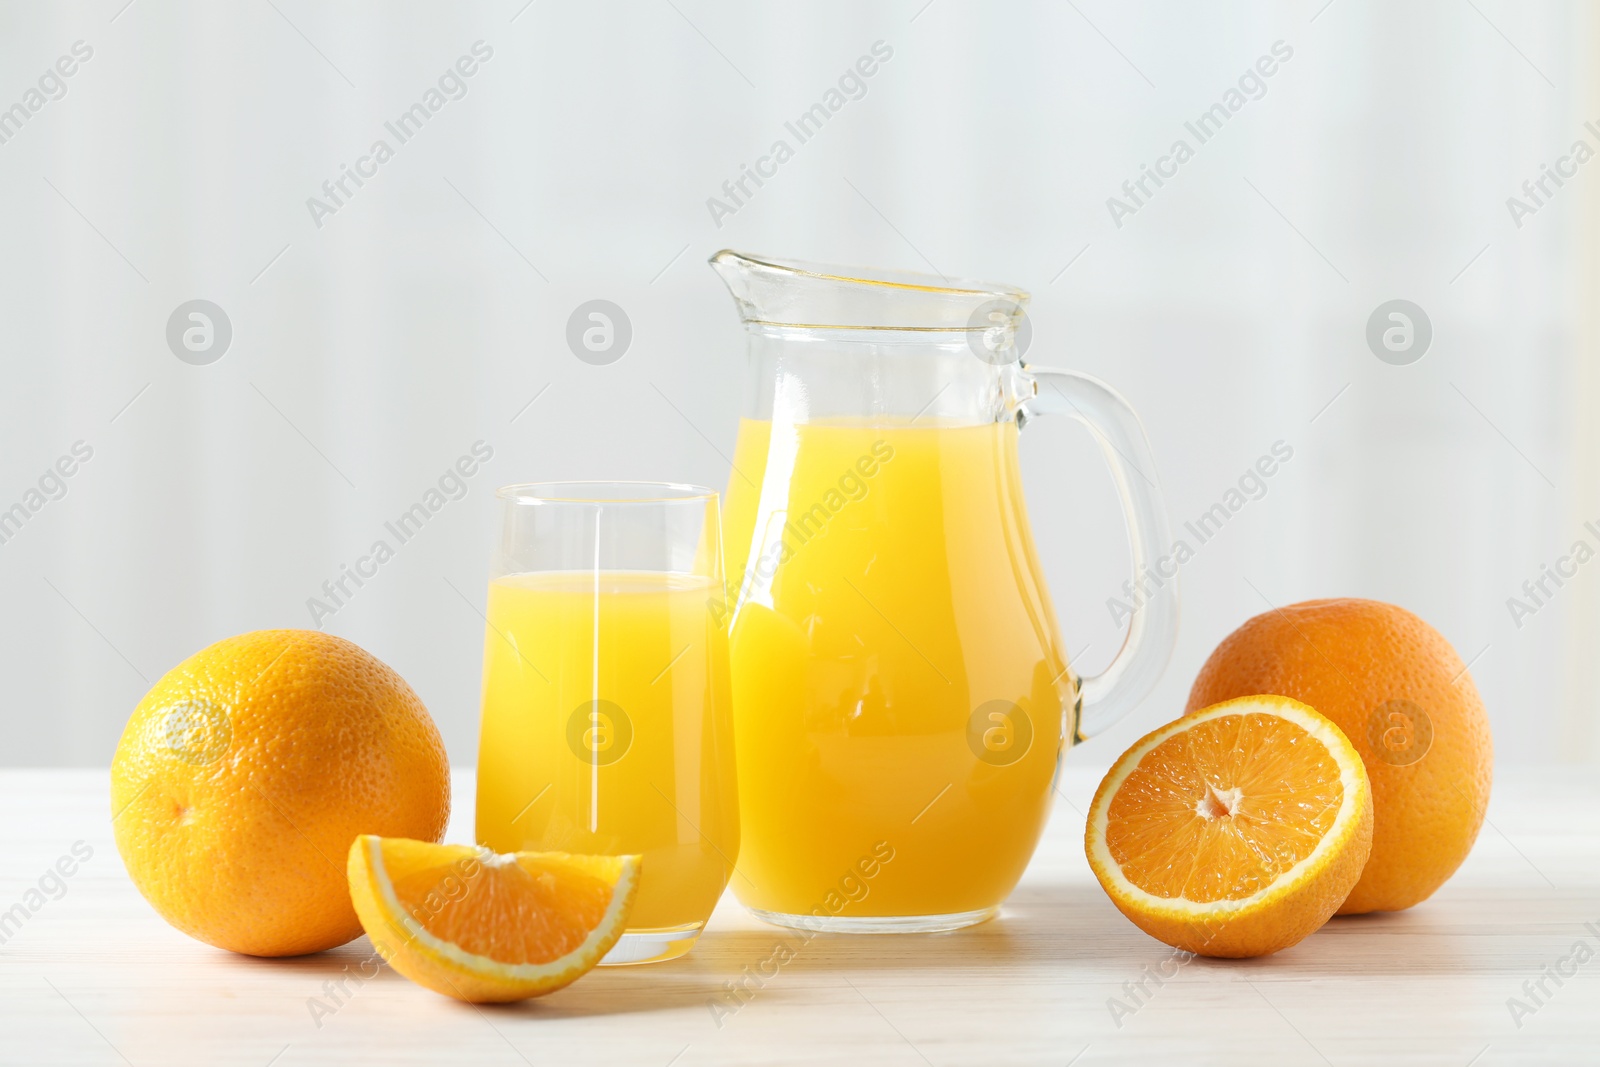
[347,835,639,1002]
[1085,695,1373,958]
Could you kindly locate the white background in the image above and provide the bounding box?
[1,0,1594,768]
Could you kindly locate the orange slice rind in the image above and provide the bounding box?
[1085,695,1373,958]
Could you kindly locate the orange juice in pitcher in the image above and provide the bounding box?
[711,251,1178,932]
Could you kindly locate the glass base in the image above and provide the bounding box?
[746,906,998,934]
[598,923,704,965]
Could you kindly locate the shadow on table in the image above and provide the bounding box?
[221,937,710,1019]
[1035,879,1569,981]
[675,879,1539,983]
[491,879,1126,1020]
[244,878,1555,1020]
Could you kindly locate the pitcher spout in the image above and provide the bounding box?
[709,249,1028,334]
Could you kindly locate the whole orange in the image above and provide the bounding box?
[1186,598,1491,914]
[111,630,451,956]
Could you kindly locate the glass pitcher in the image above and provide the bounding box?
[710,250,1178,933]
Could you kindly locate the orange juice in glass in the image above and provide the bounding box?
[475,482,738,964]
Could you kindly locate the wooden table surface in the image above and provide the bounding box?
[2,766,1594,1066]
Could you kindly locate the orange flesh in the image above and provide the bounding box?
[1104,713,1345,902]
[385,848,616,965]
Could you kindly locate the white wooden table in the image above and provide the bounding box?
[2,767,1593,1066]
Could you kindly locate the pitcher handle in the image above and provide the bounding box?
[1017,364,1178,742]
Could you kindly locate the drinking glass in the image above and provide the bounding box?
[474,482,739,964]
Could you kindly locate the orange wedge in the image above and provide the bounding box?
[1085,696,1373,958]
[347,835,639,1002]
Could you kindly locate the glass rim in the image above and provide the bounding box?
[495,480,720,505]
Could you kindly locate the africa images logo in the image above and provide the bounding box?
[1105,40,1294,229]
[305,42,495,229]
